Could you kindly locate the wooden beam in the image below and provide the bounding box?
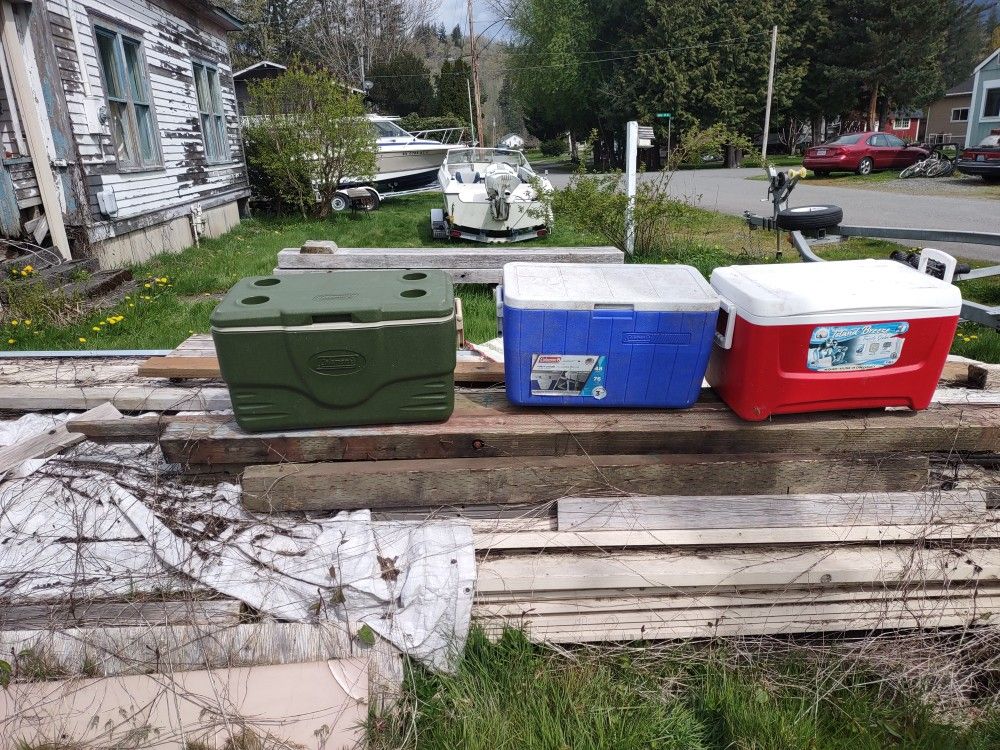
[240,454,930,512]
[276,245,625,270]
[159,393,1000,466]
[0,385,231,412]
[474,596,1000,643]
[67,412,219,442]
[0,402,121,474]
[474,522,1000,551]
[474,546,1000,595]
[137,355,505,384]
[557,490,985,532]
[0,598,242,629]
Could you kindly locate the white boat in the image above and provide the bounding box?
[356,115,463,194]
[434,148,553,243]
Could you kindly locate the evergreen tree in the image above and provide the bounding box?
[438,23,448,43]
[451,24,463,46]
[368,51,436,116]
[436,58,473,118]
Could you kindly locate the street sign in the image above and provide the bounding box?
[656,112,672,118]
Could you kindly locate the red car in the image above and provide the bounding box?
[956,133,1000,182]
[803,132,929,176]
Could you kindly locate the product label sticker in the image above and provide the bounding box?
[530,354,607,398]
[807,322,908,372]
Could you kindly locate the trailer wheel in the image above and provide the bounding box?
[331,193,350,212]
[775,204,843,231]
[360,187,381,211]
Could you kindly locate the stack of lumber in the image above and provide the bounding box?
[15,337,1000,645]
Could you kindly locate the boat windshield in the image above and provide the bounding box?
[372,119,413,139]
[447,148,526,168]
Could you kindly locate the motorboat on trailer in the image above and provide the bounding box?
[365,115,461,193]
[431,148,553,243]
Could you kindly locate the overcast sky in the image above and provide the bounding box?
[432,0,507,36]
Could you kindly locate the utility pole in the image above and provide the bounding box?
[761,24,778,162]
[466,78,476,145]
[467,0,486,146]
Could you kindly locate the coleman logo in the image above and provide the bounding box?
[310,350,366,375]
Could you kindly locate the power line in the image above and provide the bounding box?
[366,32,772,78]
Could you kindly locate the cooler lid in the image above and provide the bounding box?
[502,262,718,311]
[710,260,962,320]
[211,270,454,329]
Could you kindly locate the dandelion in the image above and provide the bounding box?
[10,320,17,326]
[24,320,31,326]
[6,339,13,345]
[128,303,134,307]
[144,283,152,289]
[78,337,87,343]
[92,326,101,332]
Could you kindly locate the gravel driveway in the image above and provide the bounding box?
[546,167,1000,262]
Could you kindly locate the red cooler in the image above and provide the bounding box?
[706,259,962,421]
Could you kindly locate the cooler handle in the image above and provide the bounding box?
[494,285,504,336]
[714,297,737,350]
[917,248,957,284]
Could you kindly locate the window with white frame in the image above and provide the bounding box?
[951,107,969,122]
[94,25,160,169]
[892,118,911,130]
[984,85,1000,120]
[193,62,227,163]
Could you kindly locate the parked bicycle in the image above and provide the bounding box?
[899,149,955,179]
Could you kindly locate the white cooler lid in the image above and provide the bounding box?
[502,262,718,311]
[710,260,962,322]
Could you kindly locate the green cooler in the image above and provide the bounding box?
[210,271,456,432]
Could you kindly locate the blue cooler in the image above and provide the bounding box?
[501,262,719,407]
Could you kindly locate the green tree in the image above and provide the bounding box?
[368,51,436,116]
[510,0,597,144]
[451,24,463,46]
[436,58,473,118]
[244,67,376,217]
[219,0,309,69]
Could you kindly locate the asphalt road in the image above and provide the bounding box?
[547,167,1000,263]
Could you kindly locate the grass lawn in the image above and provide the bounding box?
[370,628,1000,750]
[0,193,597,352]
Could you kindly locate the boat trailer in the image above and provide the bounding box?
[745,165,1000,328]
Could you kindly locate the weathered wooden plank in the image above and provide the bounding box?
[0,623,402,705]
[475,596,1000,643]
[557,490,985,532]
[0,385,231,412]
[274,266,510,284]
[137,354,505,384]
[276,245,625,269]
[67,413,226,442]
[474,522,1000,551]
[0,402,121,473]
[0,598,242,629]
[240,454,930,512]
[474,546,1000,595]
[159,394,1000,466]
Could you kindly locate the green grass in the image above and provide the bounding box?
[370,628,1000,750]
[0,193,597,352]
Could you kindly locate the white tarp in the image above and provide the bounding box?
[0,416,476,673]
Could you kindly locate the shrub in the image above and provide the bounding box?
[539,137,566,157]
[243,66,376,218]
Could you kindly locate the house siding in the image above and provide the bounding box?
[969,52,1000,146]
[39,0,248,263]
[881,119,921,142]
[925,94,972,144]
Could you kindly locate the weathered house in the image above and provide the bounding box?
[968,47,1000,147]
[924,77,973,146]
[0,0,249,268]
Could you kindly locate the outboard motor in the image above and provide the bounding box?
[484,163,520,222]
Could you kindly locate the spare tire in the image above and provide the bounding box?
[775,204,843,231]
